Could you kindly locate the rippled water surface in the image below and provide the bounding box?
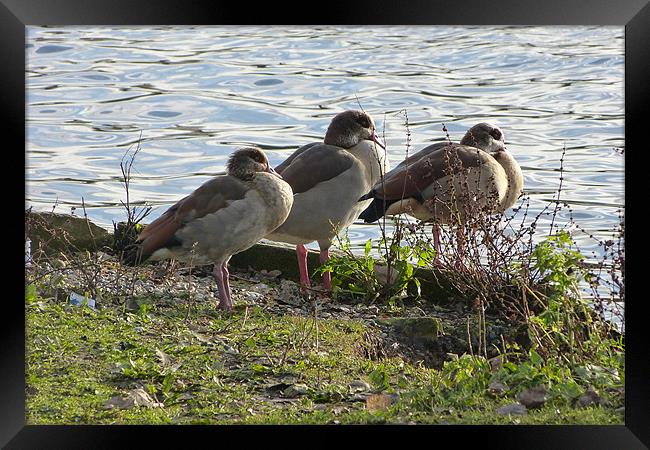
[26,26,624,264]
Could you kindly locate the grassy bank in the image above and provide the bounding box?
[25,252,623,425]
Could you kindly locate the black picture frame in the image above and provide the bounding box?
[4,0,648,448]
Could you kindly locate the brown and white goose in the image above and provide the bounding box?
[359,123,523,264]
[266,110,388,289]
[122,147,294,310]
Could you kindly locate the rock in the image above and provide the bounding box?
[488,381,508,397]
[125,297,140,311]
[275,279,302,306]
[283,384,309,397]
[373,264,400,285]
[26,211,113,255]
[496,403,527,416]
[244,291,264,302]
[517,385,547,409]
[104,388,163,410]
[366,393,398,412]
[576,388,602,408]
[350,394,367,402]
[488,356,503,372]
[250,283,270,294]
[348,380,371,393]
[383,317,442,347]
[266,382,293,395]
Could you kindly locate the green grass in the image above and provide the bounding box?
[25,284,624,425]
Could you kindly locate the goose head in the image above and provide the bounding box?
[460,122,507,154]
[227,146,281,180]
[323,110,385,149]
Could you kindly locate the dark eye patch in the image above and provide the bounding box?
[490,128,502,140]
[246,149,265,163]
[357,115,371,128]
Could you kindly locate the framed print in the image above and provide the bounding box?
[4,0,649,448]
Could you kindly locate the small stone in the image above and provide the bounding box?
[244,291,264,302]
[267,270,282,278]
[283,384,309,397]
[576,388,602,408]
[251,283,270,293]
[488,356,503,372]
[517,385,547,409]
[104,388,163,410]
[348,380,371,393]
[496,403,528,416]
[373,264,399,285]
[366,393,397,412]
[488,381,508,397]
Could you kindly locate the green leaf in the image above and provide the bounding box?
[25,284,37,303]
[369,366,390,391]
[529,349,543,367]
[244,337,256,349]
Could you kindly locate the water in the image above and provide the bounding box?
[26,25,624,274]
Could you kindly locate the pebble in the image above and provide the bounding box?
[488,356,503,372]
[496,403,528,416]
[348,380,371,393]
[244,292,264,302]
[283,384,309,397]
[488,381,508,397]
[517,385,547,409]
[576,388,602,408]
[250,283,271,294]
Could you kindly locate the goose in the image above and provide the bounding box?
[358,123,523,265]
[266,110,388,290]
[121,146,294,310]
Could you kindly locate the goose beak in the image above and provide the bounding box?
[371,131,386,149]
[268,166,283,179]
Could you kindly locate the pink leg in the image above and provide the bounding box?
[319,247,332,290]
[213,263,232,310]
[221,260,232,302]
[296,244,311,289]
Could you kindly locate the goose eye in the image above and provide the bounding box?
[490,128,502,140]
[358,116,371,128]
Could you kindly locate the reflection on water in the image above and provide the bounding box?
[26,26,624,269]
